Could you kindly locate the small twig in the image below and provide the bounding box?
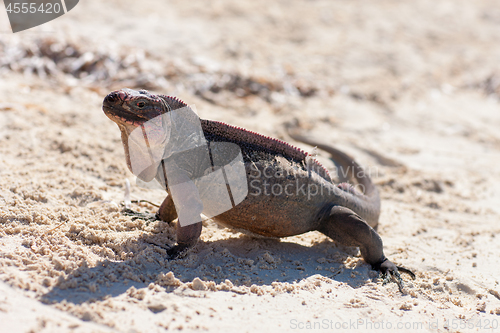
[120,200,160,208]
[44,221,66,234]
[134,200,160,208]
[124,179,131,209]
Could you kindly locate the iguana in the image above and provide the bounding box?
[102,88,413,290]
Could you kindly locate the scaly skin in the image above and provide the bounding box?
[102,88,413,290]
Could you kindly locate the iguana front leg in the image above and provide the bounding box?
[318,206,411,291]
[155,194,202,259]
[167,222,202,259]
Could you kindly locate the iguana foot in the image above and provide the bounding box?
[372,258,415,293]
[146,222,201,259]
[166,244,192,259]
[122,208,158,222]
[146,241,192,260]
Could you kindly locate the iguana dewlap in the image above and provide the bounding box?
[102,88,411,289]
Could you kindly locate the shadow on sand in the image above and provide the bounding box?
[42,224,377,305]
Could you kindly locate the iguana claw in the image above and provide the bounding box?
[381,270,405,293]
[165,244,191,259]
[122,208,158,222]
[396,265,416,279]
[145,241,191,260]
[373,258,415,293]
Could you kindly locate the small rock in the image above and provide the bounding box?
[477,301,486,313]
[191,278,206,291]
[148,303,167,314]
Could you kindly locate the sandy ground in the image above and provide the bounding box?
[1,0,500,332]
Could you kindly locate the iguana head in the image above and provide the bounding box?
[103,88,187,133]
[102,88,188,180]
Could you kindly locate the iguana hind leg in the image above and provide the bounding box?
[318,205,406,289]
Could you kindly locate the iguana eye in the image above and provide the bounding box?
[136,101,146,108]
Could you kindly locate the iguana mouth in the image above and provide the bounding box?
[102,103,145,126]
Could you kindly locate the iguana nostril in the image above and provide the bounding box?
[106,93,118,103]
